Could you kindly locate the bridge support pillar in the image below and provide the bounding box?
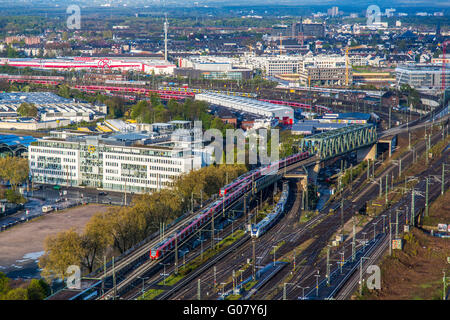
[357,144,377,162]
[378,135,397,158]
[306,161,321,186]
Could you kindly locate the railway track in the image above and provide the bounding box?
[281,138,448,300]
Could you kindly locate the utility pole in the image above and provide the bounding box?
[175,232,178,274]
[340,197,344,230]
[408,132,411,150]
[272,245,277,267]
[411,189,415,227]
[442,163,445,196]
[352,218,356,261]
[385,174,388,205]
[214,266,217,288]
[359,257,370,295]
[252,238,256,280]
[396,210,399,237]
[244,193,248,225]
[232,270,236,294]
[103,255,106,296]
[326,246,330,286]
[379,177,382,197]
[314,271,320,297]
[373,222,377,240]
[197,279,201,300]
[293,249,296,271]
[372,159,374,178]
[425,177,429,217]
[391,173,394,191]
[112,256,116,300]
[444,271,447,301]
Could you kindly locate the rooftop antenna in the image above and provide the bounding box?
[164,14,169,62]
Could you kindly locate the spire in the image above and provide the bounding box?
[164,14,169,62]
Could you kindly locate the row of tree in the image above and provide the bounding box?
[39,163,247,281]
[129,96,235,133]
[0,272,50,300]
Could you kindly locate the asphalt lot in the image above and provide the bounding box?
[0,184,132,232]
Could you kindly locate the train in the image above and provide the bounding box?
[250,182,289,238]
[149,151,309,260]
[0,74,65,81]
[159,86,257,98]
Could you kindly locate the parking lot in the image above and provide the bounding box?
[1,184,132,232]
[0,203,113,278]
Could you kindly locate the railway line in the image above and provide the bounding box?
[276,131,448,300]
[46,97,448,300]
[334,150,448,300]
[165,120,448,300]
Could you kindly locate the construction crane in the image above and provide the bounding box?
[279,33,283,55]
[277,33,293,56]
[345,45,366,86]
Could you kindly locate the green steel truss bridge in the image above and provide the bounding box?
[300,124,378,161]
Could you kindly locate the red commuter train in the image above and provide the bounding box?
[150,151,310,260]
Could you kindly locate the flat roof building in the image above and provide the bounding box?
[0,92,106,126]
[29,130,204,194]
[195,93,294,125]
[395,63,450,90]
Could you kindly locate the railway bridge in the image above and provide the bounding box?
[300,124,378,162]
[284,124,379,190]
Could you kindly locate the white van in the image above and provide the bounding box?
[42,206,54,213]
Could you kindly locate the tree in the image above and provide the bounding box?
[27,279,49,300]
[0,272,10,297]
[105,97,126,118]
[39,229,84,281]
[80,213,113,273]
[0,157,29,190]
[4,288,28,300]
[104,206,148,254]
[0,80,10,92]
[17,102,38,117]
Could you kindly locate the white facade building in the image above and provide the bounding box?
[29,131,203,194]
[195,93,294,124]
